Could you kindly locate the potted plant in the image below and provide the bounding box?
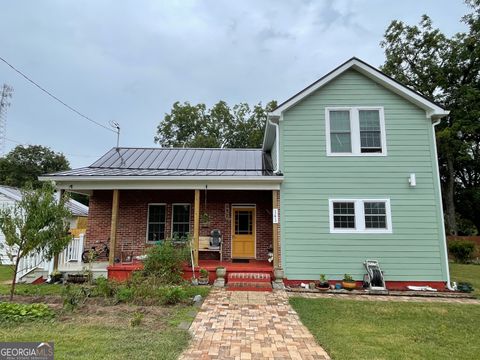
[50,270,63,283]
[317,274,329,290]
[201,212,210,227]
[342,274,356,290]
[198,268,209,285]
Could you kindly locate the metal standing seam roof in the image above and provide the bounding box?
[45,148,276,177]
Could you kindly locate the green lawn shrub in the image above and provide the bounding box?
[448,240,476,263]
[0,302,54,322]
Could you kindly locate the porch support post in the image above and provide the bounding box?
[53,189,65,271]
[193,189,200,267]
[108,189,120,265]
[272,190,280,268]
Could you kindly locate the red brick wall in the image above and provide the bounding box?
[85,189,273,262]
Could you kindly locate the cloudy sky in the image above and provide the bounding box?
[0,0,469,167]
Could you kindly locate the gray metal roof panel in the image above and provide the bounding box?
[45,148,276,177]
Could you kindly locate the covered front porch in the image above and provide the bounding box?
[41,147,283,282]
[69,185,282,283]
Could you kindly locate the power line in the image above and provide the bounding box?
[0,55,116,133]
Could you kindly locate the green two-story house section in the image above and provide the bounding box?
[264,57,451,290]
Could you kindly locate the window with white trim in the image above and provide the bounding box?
[329,199,392,233]
[172,204,191,239]
[326,107,386,156]
[147,204,166,242]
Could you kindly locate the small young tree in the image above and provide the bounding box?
[0,182,72,300]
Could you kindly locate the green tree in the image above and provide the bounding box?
[0,145,70,189]
[380,0,480,234]
[154,100,277,148]
[0,182,72,300]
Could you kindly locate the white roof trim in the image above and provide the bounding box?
[0,187,22,202]
[39,175,283,182]
[269,57,449,119]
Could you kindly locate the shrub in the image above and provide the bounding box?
[116,287,134,303]
[0,302,54,322]
[62,284,91,310]
[93,276,118,298]
[448,240,476,263]
[142,240,189,284]
[161,286,186,305]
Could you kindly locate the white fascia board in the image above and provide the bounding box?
[39,175,283,182]
[41,177,283,191]
[270,58,448,119]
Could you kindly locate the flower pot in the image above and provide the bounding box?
[342,281,357,290]
[317,282,330,291]
[216,267,226,279]
[198,277,209,285]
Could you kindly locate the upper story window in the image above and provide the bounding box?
[329,199,392,234]
[326,107,387,156]
[147,204,166,242]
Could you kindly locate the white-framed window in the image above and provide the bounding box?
[146,203,166,242]
[172,203,191,240]
[329,199,392,234]
[325,107,387,156]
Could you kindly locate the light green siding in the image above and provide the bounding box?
[280,69,448,282]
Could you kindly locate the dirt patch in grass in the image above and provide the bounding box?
[60,302,174,331]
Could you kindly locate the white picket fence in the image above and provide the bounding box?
[15,234,85,283]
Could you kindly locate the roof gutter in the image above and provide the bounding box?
[267,115,281,174]
[39,175,284,182]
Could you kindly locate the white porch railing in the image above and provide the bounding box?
[59,234,85,265]
[15,234,85,283]
[15,251,50,282]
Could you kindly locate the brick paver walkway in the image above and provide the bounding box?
[180,289,330,360]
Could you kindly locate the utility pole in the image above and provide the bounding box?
[0,84,14,155]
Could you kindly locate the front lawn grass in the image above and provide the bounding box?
[450,262,480,297]
[0,265,13,282]
[290,297,480,360]
[0,302,199,360]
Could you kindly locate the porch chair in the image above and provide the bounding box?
[209,229,222,251]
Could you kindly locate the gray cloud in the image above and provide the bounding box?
[0,0,468,167]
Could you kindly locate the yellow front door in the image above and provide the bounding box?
[232,207,255,259]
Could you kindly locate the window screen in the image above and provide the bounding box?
[359,110,382,153]
[172,204,191,239]
[329,110,352,153]
[364,202,387,229]
[333,202,355,229]
[147,205,166,242]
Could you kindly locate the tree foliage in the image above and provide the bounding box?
[154,100,277,148]
[0,145,70,189]
[0,182,72,300]
[381,0,480,234]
